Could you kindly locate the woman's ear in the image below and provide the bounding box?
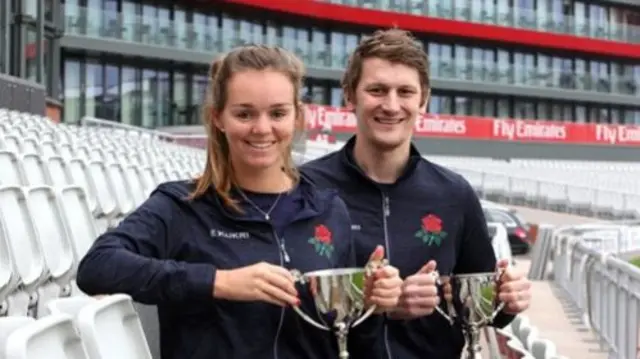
[212,109,225,133]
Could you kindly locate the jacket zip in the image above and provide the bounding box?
[272,230,290,359]
[381,192,393,359]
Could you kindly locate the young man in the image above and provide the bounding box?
[301,29,532,359]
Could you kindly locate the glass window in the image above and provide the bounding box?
[141,68,156,128]
[483,98,495,117]
[174,7,188,50]
[191,73,208,124]
[428,43,440,78]
[157,6,171,47]
[454,96,470,115]
[575,59,587,90]
[574,1,587,36]
[282,26,296,55]
[470,97,483,116]
[330,32,346,68]
[157,71,170,127]
[439,44,453,77]
[537,101,549,120]
[311,29,329,68]
[101,64,120,121]
[295,28,310,63]
[172,72,187,126]
[487,209,517,226]
[497,49,510,84]
[121,66,140,126]
[330,87,343,107]
[311,85,327,104]
[345,34,359,64]
[23,0,37,18]
[24,28,37,82]
[430,95,453,114]
[497,98,510,118]
[85,60,103,119]
[44,0,54,22]
[576,105,586,123]
[63,60,81,124]
[121,1,138,43]
[515,100,535,119]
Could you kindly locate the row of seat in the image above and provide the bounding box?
[496,315,567,359]
[0,111,204,322]
[0,294,151,358]
[429,155,640,220]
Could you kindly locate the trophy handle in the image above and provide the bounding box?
[490,267,508,320]
[351,303,376,328]
[429,271,455,324]
[290,269,331,331]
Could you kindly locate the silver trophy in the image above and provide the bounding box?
[432,270,506,359]
[290,260,385,359]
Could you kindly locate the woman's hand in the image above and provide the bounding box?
[214,262,299,307]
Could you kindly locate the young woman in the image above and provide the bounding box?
[75,45,402,359]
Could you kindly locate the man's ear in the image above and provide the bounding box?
[343,89,355,111]
[420,88,431,114]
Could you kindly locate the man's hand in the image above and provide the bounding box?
[496,259,531,314]
[364,246,403,313]
[388,260,440,320]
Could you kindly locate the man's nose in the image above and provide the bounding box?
[381,92,401,113]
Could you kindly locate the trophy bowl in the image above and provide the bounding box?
[291,264,382,359]
[435,271,506,359]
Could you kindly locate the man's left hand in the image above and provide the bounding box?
[496,259,531,314]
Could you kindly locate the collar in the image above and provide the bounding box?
[339,135,422,186]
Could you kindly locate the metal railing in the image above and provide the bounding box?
[529,223,640,359]
[318,0,640,45]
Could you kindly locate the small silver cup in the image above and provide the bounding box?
[433,270,506,359]
[290,260,385,359]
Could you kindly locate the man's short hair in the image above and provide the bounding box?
[342,28,431,106]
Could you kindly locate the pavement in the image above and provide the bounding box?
[498,205,612,359]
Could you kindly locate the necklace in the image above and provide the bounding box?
[236,188,283,221]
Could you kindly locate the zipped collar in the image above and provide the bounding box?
[339,135,423,187]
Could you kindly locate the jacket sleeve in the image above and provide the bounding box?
[453,180,515,328]
[329,197,384,358]
[76,192,216,305]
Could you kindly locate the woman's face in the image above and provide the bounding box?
[214,69,298,172]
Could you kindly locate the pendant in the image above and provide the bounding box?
[265,214,270,221]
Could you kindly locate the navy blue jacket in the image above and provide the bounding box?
[76,177,376,359]
[301,137,515,359]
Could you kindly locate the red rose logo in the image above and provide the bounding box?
[315,225,332,244]
[422,214,442,233]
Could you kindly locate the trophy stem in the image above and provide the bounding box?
[464,325,483,359]
[335,322,349,359]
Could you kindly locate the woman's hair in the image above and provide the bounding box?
[189,45,306,212]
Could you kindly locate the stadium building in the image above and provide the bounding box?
[1,0,63,120]
[2,0,640,158]
[49,0,640,129]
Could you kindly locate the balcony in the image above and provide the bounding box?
[317,0,640,45]
[60,6,639,106]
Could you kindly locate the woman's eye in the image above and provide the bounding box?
[271,111,287,119]
[236,112,252,120]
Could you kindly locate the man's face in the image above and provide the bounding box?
[347,58,428,151]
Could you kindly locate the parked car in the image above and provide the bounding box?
[483,206,531,255]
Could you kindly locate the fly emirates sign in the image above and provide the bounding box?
[304,105,640,147]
